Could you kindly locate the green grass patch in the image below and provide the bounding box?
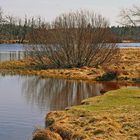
[72,88,140,112]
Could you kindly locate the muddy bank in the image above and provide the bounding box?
[32,88,140,140]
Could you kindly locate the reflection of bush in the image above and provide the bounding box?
[22,77,103,111]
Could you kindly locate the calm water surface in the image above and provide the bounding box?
[0,75,139,140]
[117,43,140,48]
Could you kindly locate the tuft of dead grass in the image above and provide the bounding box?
[32,128,62,140]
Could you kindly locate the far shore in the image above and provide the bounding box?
[0,40,29,44]
[0,48,139,83]
[0,39,140,44]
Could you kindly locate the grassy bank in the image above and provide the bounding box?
[0,40,29,44]
[0,48,139,83]
[33,88,140,140]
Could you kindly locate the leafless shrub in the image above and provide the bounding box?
[27,10,119,68]
[119,5,140,26]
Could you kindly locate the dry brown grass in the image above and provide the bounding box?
[102,48,140,82]
[32,128,62,140]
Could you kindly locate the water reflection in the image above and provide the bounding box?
[22,76,140,111]
[0,51,25,61]
[22,77,104,111]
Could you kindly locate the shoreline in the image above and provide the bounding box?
[0,63,139,84]
[32,88,140,140]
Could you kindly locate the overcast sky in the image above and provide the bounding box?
[0,0,140,26]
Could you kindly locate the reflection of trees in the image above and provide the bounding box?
[21,77,140,112]
[22,77,104,111]
[0,51,24,61]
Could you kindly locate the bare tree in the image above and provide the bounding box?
[26,10,119,68]
[119,5,140,26]
[0,7,4,41]
[0,7,3,26]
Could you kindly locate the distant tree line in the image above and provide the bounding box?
[0,6,140,43]
[111,26,140,42]
[0,7,48,43]
[1,23,140,43]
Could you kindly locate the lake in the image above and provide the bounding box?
[0,43,140,62]
[117,43,140,48]
[0,75,139,140]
